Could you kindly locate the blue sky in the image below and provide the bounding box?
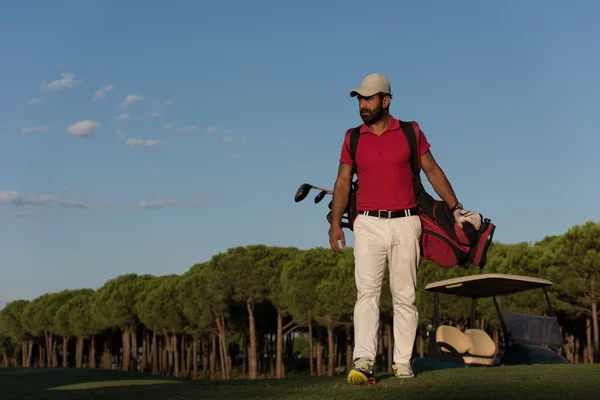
[1,0,598,307]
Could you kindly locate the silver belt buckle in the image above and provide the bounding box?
[377,210,391,219]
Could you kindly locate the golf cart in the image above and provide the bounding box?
[411,273,568,374]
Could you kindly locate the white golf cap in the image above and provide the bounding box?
[350,73,391,97]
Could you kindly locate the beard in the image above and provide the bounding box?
[360,103,386,125]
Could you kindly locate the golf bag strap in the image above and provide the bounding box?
[400,120,423,187]
[349,126,361,176]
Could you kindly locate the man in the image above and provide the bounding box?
[328,73,481,384]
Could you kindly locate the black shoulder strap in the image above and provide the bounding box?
[349,126,361,176]
[399,120,420,177]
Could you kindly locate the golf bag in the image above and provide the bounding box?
[348,121,495,269]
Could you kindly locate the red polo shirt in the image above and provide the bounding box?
[339,116,431,211]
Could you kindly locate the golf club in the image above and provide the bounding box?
[294,183,333,203]
[314,190,327,204]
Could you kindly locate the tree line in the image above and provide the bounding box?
[0,220,598,379]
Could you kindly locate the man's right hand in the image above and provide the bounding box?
[329,225,346,254]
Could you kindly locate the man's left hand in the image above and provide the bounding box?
[453,207,482,230]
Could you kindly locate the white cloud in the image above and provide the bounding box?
[0,191,58,207]
[165,100,175,106]
[176,126,198,133]
[139,200,174,209]
[121,94,143,109]
[117,113,130,120]
[206,126,217,134]
[93,85,114,101]
[146,111,161,119]
[59,200,112,209]
[28,98,41,104]
[125,138,171,148]
[21,125,53,134]
[226,153,240,158]
[67,120,100,138]
[164,122,174,129]
[0,190,111,209]
[42,72,80,90]
[222,136,234,143]
[184,201,202,208]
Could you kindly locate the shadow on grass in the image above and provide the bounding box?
[0,367,184,392]
[49,379,183,391]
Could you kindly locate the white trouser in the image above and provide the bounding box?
[351,213,421,366]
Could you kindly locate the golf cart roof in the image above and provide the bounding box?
[424,273,553,298]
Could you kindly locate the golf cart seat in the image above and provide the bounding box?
[436,325,500,366]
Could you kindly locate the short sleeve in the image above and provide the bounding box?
[414,121,431,156]
[339,128,353,165]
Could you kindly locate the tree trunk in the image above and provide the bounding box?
[162,337,166,374]
[38,344,45,368]
[276,312,283,378]
[346,327,353,373]
[21,341,26,367]
[141,330,147,373]
[75,337,83,367]
[210,333,216,381]
[122,331,130,371]
[387,323,393,371]
[52,339,58,367]
[327,325,334,377]
[203,338,209,374]
[591,278,599,363]
[89,336,96,368]
[215,314,230,380]
[378,318,383,357]
[162,331,172,375]
[247,298,257,379]
[586,318,593,363]
[316,341,324,376]
[22,340,33,368]
[62,337,69,368]
[102,340,110,369]
[151,332,158,374]
[308,315,314,376]
[131,330,138,372]
[45,332,54,367]
[173,334,180,377]
[193,338,198,378]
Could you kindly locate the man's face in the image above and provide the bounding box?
[358,94,388,124]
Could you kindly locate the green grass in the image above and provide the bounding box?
[1,364,599,400]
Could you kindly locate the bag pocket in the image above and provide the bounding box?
[468,219,496,268]
[420,215,471,268]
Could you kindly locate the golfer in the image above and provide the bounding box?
[328,73,481,384]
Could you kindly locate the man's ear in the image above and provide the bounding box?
[382,94,391,109]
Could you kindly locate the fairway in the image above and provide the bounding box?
[1,365,599,400]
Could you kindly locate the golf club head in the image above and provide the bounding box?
[314,190,327,204]
[294,183,312,203]
[327,211,350,224]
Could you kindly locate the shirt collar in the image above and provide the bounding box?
[359,115,400,134]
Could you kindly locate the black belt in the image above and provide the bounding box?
[359,207,419,219]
